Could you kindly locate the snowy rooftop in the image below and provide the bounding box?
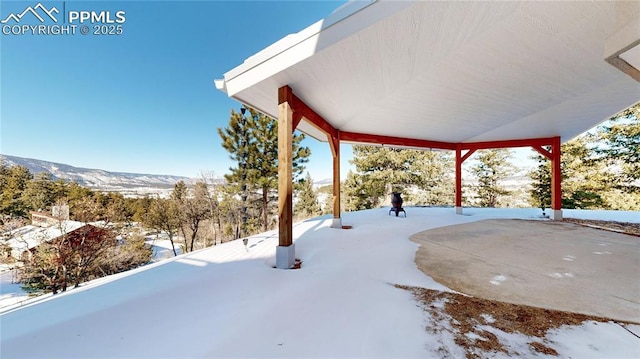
[3,220,86,258]
[1,208,639,358]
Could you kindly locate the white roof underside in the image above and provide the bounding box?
[217,0,640,144]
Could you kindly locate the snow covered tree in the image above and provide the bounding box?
[218,107,310,232]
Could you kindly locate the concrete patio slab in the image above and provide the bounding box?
[411,219,640,323]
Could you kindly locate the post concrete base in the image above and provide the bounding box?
[550,210,563,221]
[276,244,296,269]
[455,206,463,215]
[331,217,342,229]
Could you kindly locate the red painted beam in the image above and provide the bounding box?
[278,85,294,105]
[293,96,337,138]
[328,131,340,158]
[460,148,477,163]
[340,131,456,150]
[532,145,552,160]
[279,85,337,137]
[292,112,303,133]
[279,85,565,217]
[461,137,556,151]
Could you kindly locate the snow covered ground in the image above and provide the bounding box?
[0,270,28,310]
[0,207,638,358]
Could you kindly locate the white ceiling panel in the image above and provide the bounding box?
[217,0,640,145]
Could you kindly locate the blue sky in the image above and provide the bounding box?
[1,0,352,180]
[1,0,544,182]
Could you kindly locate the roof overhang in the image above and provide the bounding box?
[216,0,640,146]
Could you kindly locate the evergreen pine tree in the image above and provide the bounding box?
[528,151,551,213]
[413,151,455,206]
[0,165,33,218]
[527,136,612,210]
[343,170,374,211]
[21,172,55,212]
[218,107,310,233]
[470,149,515,207]
[295,172,321,218]
[559,136,610,209]
[598,103,639,191]
[345,145,454,208]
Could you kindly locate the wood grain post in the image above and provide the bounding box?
[278,87,294,248]
[329,132,341,228]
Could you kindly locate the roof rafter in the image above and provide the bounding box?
[340,131,456,150]
[460,137,557,151]
[281,86,560,154]
[279,85,338,138]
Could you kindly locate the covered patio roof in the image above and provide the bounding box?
[216,0,640,268]
[216,1,640,146]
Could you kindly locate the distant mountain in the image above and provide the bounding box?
[314,178,333,187]
[1,154,192,196]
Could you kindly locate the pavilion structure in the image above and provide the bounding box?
[217,1,640,268]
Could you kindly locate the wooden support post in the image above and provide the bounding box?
[454,145,477,214]
[455,144,463,214]
[550,136,563,220]
[276,86,295,268]
[329,132,341,228]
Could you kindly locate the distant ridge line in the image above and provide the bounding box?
[0,154,195,193]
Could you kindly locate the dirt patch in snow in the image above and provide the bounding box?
[563,218,640,237]
[397,285,623,358]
